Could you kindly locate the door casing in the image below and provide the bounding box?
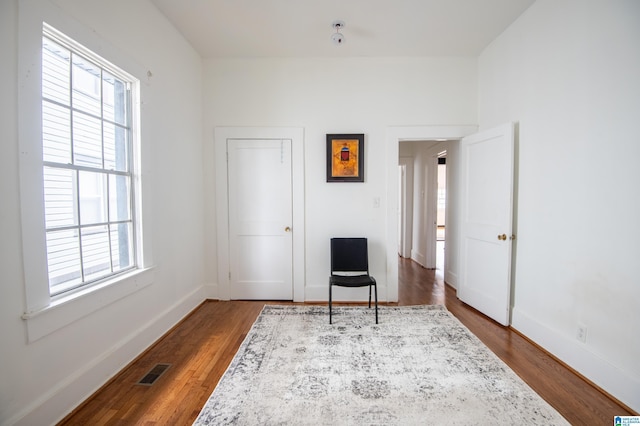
[215,127,305,302]
[386,126,478,302]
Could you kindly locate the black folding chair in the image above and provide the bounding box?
[329,238,378,324]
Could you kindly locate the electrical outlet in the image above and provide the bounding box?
[576,324,587,343]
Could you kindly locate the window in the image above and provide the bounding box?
[41,25,138,296]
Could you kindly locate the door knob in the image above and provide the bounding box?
[498,234,507,241]
[284,226,291,232]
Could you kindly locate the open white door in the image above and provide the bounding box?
[458,123,514,325]
[227,139,293,300]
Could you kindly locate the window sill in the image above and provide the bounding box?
[22,267,155,343]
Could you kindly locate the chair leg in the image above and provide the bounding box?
[374,283,378,324]
[368,284,372,308]
[329,283,333,324]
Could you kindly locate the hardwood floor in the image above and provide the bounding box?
[59,258,635,425]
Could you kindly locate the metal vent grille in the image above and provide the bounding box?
[136,363,171,386]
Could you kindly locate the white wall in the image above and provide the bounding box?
[478,0,640,411]
[0,0,206,424]
[203,57,477,302]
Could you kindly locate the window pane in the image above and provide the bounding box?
[103,72,127,125]
[104,122,129,171]
[42,29,138,296]
[42,37,70,105]
[43,167,77,229]
[42,101,72,163]
[111,222,133,272]
[47,229,82,293]
[81,225,112,282]
[72,55,101,116]
[109,174,131,221]
[73,111,103,167]
[78,170,107,225]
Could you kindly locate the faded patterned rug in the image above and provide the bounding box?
[193,305,569,425]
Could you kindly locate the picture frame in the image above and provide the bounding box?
[326,133,365,182]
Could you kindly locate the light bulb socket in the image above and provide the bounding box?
[332,32,345,45]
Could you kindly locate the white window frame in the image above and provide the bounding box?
[42,25,140,296]
[18,2,153,343]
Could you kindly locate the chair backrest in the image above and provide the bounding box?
[330,238,369,274]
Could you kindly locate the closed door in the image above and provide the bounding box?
[458,123,515,326]
[227,139,293,300]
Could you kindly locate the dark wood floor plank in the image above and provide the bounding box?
[59,258,635,425]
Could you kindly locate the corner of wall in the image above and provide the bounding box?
[411,250,425,267]
[203,282,219,300]
[444,271,457,289]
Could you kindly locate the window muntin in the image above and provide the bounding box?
[42,28,136,296]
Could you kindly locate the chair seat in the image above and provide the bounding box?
[330,275,376,287]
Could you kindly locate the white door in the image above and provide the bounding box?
[227,139,293,300]
[458,123,515,325]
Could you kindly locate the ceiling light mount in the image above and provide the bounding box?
[331,20,345,45]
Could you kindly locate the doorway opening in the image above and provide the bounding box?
[396,145,449,305]
[386,125,477,303]
[396,139,456,302]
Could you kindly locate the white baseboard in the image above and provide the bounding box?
[511,307,640,413]
[12,285,208,426]
[444,271,457,288]
[202,282,219,300]
[411,250,425,267]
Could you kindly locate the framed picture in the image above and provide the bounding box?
[326,133,364,182]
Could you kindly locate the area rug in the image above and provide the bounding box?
[193,305,569,425]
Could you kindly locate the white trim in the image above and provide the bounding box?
[19,0,51,314]
[22,267,155,342]
[214,127,305,302]
[398,157,413,259]
[18,0,150,333]
[386,126,477,303]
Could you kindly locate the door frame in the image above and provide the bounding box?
[215,127,305,301]
[398,158,413,259]
[386,126,477,302]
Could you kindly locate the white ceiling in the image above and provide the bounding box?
[150,0,535,58]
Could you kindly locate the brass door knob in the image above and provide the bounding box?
[498,234,507,241]
[284,226,291,232]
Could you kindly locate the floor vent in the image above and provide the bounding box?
[137,363,171,386]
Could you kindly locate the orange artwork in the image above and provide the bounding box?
[326,133,364,182]
[331,139,359,177]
